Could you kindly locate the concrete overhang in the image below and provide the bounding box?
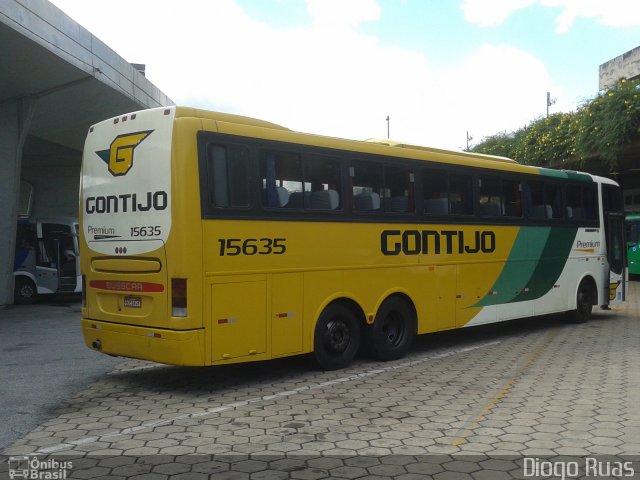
[0,0,173,151]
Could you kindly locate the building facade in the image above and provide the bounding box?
[599,45,640,90]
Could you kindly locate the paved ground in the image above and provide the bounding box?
[1,284,639,479]
[0,295,118,451]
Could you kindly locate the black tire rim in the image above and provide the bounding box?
[323,318,350,354]
[381,311,405,347]
[19,283,34,299]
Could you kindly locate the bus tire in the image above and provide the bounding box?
[567,278,594,323]
[313,303,361,371]
[366,296,416,361]
[14,277,37,305]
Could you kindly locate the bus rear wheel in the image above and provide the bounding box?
[14,277,37,305]
[366,296,416,361]
[567,278,594,323]
[313,303,361,371]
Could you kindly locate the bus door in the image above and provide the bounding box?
[606,213,625,303]
[37,222,78,294]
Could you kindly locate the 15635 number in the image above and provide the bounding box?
[218,238,286,256]
[130,225,161,237]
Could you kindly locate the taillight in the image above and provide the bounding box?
[81,275,86,307]
[171,278,187,317]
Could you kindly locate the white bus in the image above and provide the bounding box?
[13,216,81,303]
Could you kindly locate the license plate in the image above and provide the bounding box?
[124,296,142,308]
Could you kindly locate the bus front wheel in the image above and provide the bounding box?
[313,303,361,371]
[14,277,37,305]
[567,278,594,323]
[366,296,416,361]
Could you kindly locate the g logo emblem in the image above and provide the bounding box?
[96,130,153,176]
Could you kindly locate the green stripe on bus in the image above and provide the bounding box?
[521,227,578,300]
[475,226,578,307]
[537,168,567,179]
[564,171,593,183]
[475,227,550,306]
[537,168,593,183]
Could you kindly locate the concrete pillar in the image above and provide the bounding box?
[0,98,35,307]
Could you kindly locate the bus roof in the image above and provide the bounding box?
[174,107,532,173]
[364,138,517,164]
[175,107,290,131]
[166,106,614,182]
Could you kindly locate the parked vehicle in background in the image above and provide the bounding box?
[626,212,640,278]
[13,217,81,304]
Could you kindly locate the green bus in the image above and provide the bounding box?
[626,213,640,277]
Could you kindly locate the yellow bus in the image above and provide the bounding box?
[80,106,626,370]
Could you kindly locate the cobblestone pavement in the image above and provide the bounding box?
[2,283,639,479]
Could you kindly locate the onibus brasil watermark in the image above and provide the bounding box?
[524,457,635,479]
[7,456,72,479]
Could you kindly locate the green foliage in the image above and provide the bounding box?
[471,131,519,159]
[472,79,640,170]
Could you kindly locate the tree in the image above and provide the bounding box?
[472,80,640,171]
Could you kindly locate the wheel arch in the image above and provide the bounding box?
[571,274,598,309]
[374,291,418,332]
[13,271,37,285]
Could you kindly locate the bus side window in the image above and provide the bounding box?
[603,184,623,213]
[450,174,474,215]
[351,161,383,212]
[304,156,342,210]
[384,166,414,213]
[478,177,502,217]
[566,185,593,221]
[422,168,449,215]
[545,184,563,219]
[16,223,35,250]
[261,150,302,209]
[526,181,547,219]
[207,144,250,208]
[503,180,522,217]
[584,186,598,220]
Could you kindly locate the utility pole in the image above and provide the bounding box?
[386,116,390,139]
[546,92,556,117]
[466,131,473,151]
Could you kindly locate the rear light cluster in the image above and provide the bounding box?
[171,278,187,317]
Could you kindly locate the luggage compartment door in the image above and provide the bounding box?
[211,280,267,362]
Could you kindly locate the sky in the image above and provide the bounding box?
[49,0,640,151]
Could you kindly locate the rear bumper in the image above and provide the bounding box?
[82,318,206,366]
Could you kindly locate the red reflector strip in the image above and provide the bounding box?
[90,280,164,293]
[276,312,296,318]
[145,332,162,338]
